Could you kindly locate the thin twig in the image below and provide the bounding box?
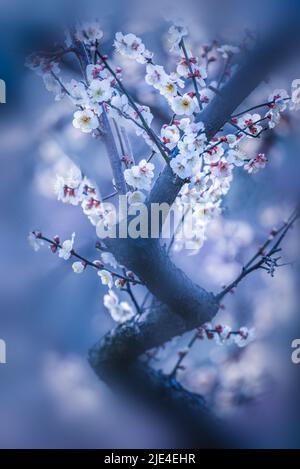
[231,98,290,118]
[216,208,299,301]
[33,232,143,285]
[179,39,203,112]
[96,50,169,162]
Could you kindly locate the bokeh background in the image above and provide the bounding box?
[0,0,300,448]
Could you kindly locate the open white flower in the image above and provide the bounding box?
[244,153,267,174]
[59,233,75,260]
[98,269,113,289]
[161,124,180,149]
[159,80,178,98]
[171,94,196,116]
[114,32,145,60]
[124,160,154,190]
[268,88,289,111]
[145,64,168,89]
[109,302,134,323]
[210,160,233,178]
[72,261,85,274]
[170,154,193,179]
[103,291,134,323]
[54,170,83,206]
[108,94,129,119]
[168,22,188,52]
[86,64,108,82]
[104,290,119,309]
[76,21,103,45]
[72,109,99,133]
[203,144,224,164]
[237,113,262,136]
[88,78,113,103]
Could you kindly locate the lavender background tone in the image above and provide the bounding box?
[0,0,300,448]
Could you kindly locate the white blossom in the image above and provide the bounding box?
[76,21,103,45]
[199,86,215,108]
[54,171,82,205]
[233,327,255,347]
[170,153,193,179]
[266,108,281,129]
[58,233,75,260]
[176,56,207,87]
[115,278,126,289]
[171,94,196,116]
[268,88,289,112]
[103,290,119,309]
[145,64,168,88]
[210,160,233,178]
[98,269,113,289]
[86,63,109,82]
[168,22,188,52]
[88,78,113,103]
[72,261,85,274]
[72,109,99,133]
[203,144,224,164]
[237,113,262,136]
[114,32,146,60]
[108,94,129,118]
[124,159,154,190]
[244,153,267,174]
[159,80,178,98]
[103,290,134,323]
[161,124,180,149]
[215,325,232,345]
[109,302,134,323]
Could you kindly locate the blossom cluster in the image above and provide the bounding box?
[197,323,255,348]
[26,22,298,259]
[53,169,116,229]
[166,88,292,253]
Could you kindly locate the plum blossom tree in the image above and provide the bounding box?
[27,15,300,446]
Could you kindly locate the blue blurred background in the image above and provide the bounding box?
[0,0,300,448]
